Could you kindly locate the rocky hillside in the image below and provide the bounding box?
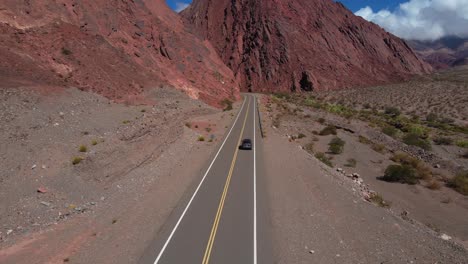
[408,36,468,70]
[182,0,432,92]
[0,0,239,106]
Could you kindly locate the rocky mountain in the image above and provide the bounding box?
[181,0,431,92]
[407,36,468,70]
[0,0,239,106]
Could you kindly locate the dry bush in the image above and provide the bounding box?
[319,125,337,136]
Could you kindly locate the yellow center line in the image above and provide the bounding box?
[201,97,251,264]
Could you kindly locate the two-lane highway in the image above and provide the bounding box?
[139,95,270,264]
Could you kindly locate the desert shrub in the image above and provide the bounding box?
[72,157,83,165]
[382,164,418,184]
[455,139,468,148]
[221,99,233,111]
[447,171,468,195]
[384,106,401,117]
[403,133,432,150]
[406,124,429,138]
[462,151,468,159]
[363,103,371,109]
[369,193,390,208]
[427,180,442,190]
[205,127,212,132]
[315,152,333,167]
[318,117,326,124]
[319,125,337,136]
[185,122,191,128]
[197,135,205,142]
[433,136,453,145]
[122,120,130,124]
[371,143,386,153]
[390,152,432,181]
[62,47,72,55]
[272,92,291,100]
[303,97,321,108]
[382,126,398,137]
[426,113,438,123]
[79,145,87,152]
[304,142,314,154]
[91,140,98,146]
[358,135,371,145]
[345,158,357,167]
[328,137,345,154]
[297,133,306,139]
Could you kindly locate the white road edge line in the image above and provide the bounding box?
[253,95,257,264]
[153,97,247,264]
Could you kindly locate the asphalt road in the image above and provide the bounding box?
[139,95,271,264]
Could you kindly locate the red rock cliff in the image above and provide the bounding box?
[182,0,432,92]
[0,0,240,106]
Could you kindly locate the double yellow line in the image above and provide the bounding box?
[201,98,251,264]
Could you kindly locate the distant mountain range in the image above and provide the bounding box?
[407,36,468,69]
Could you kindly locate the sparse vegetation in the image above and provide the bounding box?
[319,125,337,136]
[447,171,468,195]
[122,120,131,124]
[382,164,418,184]
[79,145,87,152]
[403,133,432,150]
[315,152,333,167]
[141,109,146,113]
[304,142,314,154]
[433,136,453,145]
[91,140,98,146]
[72,157,83,165]
[358,135,372,145]
[384,106,401,117]
[185,122,191,128]
[345,158,357,168]
[297,133,306,139]
[369,193,390,208]
[328,137,345,154]
[382,126,398,137]
[390,151,433,182]
[427,180,442,190]
[197,135,205,142]
[462,151,468,159]
[205,127,212,133]
[371,143,386,154]
[455,139,468,148]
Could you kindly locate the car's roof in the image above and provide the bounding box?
[242,139,252,143]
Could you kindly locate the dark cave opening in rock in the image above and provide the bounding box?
[299,71,314,91]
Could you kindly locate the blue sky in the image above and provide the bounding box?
[166,0,405,13]
[166,0,468,40]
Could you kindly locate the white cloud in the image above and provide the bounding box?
[175,2,190,12]
[355,0,468,40]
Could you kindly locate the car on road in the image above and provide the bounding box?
[239,139,252,150]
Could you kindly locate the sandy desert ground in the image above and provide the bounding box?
[0,85,238,263]
[260,67,468,251]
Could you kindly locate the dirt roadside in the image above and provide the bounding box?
[262,129,468,263]
[0,86,240,263]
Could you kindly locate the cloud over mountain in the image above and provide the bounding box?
[356,0,468,40]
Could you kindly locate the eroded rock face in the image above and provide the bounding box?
[0,0,240,106]
[182,0,432,92]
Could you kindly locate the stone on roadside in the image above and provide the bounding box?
[440,234,452,241]
[40,201,51,207]
[37,187,48,193]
